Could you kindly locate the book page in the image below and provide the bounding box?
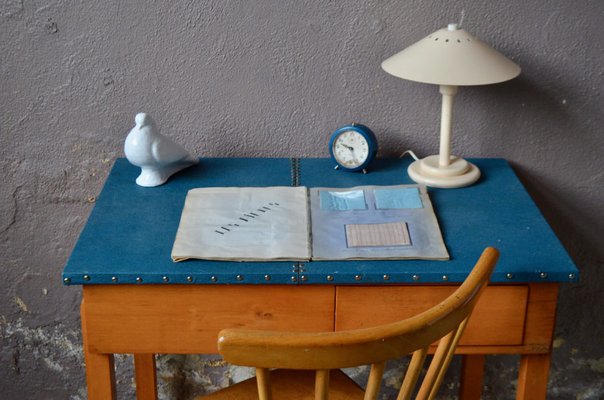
[309,185,449,260]
[171,186,310,262]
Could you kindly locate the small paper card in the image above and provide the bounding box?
[345,221,411,247]
[319,190,367,211]
[374,187,423,209]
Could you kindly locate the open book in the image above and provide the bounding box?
[171,185,449,262]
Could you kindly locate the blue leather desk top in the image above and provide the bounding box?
[62,158,579,286]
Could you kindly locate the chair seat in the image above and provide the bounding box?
[200,369,365,400]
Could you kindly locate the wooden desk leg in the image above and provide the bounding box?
[516,284,557,400]
[83,348,117,399]
[134,354,158,400]
[516,353,551,400]
[82,300,117,400]
[459,355,485,400]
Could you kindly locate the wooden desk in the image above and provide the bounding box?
[64,158,578,400]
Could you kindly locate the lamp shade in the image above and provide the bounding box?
[382,24,521,86]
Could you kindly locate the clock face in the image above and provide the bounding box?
[332,130,370,169]
[329,124,378,172]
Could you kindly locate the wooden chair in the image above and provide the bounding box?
[198,247,499,400]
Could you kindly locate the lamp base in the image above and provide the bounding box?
[408,155,480,188]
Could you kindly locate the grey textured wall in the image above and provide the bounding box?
[1,0,603,399]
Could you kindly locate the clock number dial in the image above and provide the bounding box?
[333,131,369,168]
[329,124,377,172]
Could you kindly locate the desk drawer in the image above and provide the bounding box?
[335,285,528,346]
[82,285,335,354]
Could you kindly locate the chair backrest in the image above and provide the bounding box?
[218,247,499,400]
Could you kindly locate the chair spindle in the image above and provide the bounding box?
[255,367,272,400]
[364,361,386,400]
[397,347,428,400]
[315,369,330,400]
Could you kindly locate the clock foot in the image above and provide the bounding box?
[334,165,339,170]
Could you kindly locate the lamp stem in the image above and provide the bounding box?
[438,85,458,168]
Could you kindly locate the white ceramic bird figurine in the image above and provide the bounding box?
[124,113,198,187]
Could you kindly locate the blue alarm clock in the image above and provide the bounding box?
[329,123,378,173]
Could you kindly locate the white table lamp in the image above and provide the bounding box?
[382,23,521,188]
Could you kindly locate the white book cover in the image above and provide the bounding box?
[171,186,310,262]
